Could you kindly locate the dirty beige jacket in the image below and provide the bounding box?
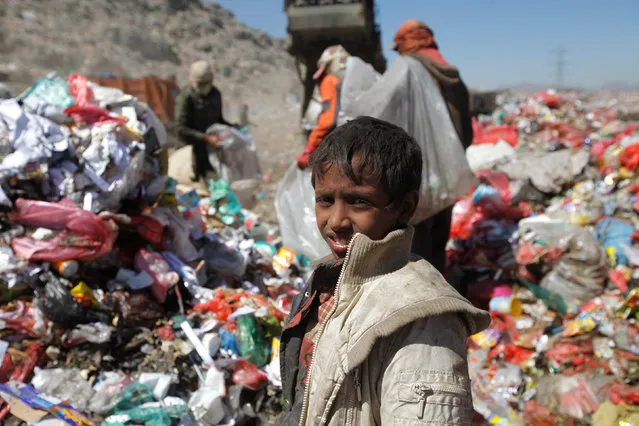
[299,227,490,426]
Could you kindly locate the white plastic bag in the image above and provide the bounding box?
[275,163,330,261]
[207,124,262,185]
[343,56,478,223]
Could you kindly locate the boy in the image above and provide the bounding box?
[277,117,490,426]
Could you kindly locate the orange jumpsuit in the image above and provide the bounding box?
[297,74,341,169]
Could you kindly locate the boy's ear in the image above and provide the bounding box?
[398,191,419,224]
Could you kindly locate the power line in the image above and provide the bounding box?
[551,47,567,88]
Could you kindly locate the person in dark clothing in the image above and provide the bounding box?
[391,19,474,274]
[175,61,234,182]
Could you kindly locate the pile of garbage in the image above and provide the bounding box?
[0,74,308,425]
[452,89,639,425]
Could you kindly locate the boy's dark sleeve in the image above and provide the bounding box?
[175,89,207,144]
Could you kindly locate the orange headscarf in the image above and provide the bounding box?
[392,19,448,66]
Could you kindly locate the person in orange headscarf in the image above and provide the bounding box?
[391,19,474,276]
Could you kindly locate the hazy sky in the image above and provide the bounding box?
[215,0,639,90]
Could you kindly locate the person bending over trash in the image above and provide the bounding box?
[175,60,237,185]
[276,116,490,426]
[297,45,349,170]
[391,20,474,273]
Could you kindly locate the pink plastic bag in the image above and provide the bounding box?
[64,104,125,125]
[9,199,117,262]
[134,249,179,304]
[68,74,95,106]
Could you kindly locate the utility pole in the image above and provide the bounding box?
[552,47,567,89]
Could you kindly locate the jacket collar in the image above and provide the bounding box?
[340,226,414,288]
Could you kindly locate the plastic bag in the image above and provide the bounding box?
[536,375,599,420]
[466,141,517,171]
[68,74,96,106]
[206,124,262,184]
[472,119,519,147]
[232,359,268,390]
[533,90,562,109]
[517,217,608,305]
[343,56,478,222]
[595,217,635,266]
[34,272,110,326]
[236,314,270,368]
[200,237,248,277]
[134,249,179,304]
[275,162,330,260]
[622,144,639,171]
[64,104,125,125]
[18,74,76,109]
[9,199,117,262]
[31,368,94,412]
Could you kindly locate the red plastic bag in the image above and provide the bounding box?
[68,74,95,106]
[9,199,117,262]
[533,90,562,109]
[64,104,125,125]
[127,216,165,245]
[232,359,268,390]
[474,170,512,204]
[450,199,485,240]
[621,144,639,171]
[472,118,518,147]
[134,249,179,304]
[550,122,589,148]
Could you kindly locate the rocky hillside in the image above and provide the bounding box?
[0,0,303,175]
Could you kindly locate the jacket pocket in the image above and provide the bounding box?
[396,381,471,425]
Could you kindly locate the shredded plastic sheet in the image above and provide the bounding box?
[275,163,330,261]
[340,56,478,223]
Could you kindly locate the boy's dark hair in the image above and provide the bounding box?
[309,116,422,203]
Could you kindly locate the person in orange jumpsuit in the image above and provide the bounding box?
[297,45,350,170]
[391,19,474,275]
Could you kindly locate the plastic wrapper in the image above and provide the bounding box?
[275,163,330,260]
[232,359,268,390]
[343,56,478,222]
[68,74,96,107]
[134,249,179,304]
[9,199,117,262]
[595,217,635,266]
[0,380,97,426]
[31,368,94,412]
[34,272,110,326]
[236,314,270,368]
[536,375,599,420]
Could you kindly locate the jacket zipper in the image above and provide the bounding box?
[411,383,468,419]
[346,368,361,426]
[298,234,359,426]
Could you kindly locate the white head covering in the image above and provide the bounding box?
[313,45,350,80]
[190,61,213,85]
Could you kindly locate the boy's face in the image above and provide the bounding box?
[314,161,417,258]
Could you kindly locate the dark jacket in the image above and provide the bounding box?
[411,53,474,150]
[175,85,232,179]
